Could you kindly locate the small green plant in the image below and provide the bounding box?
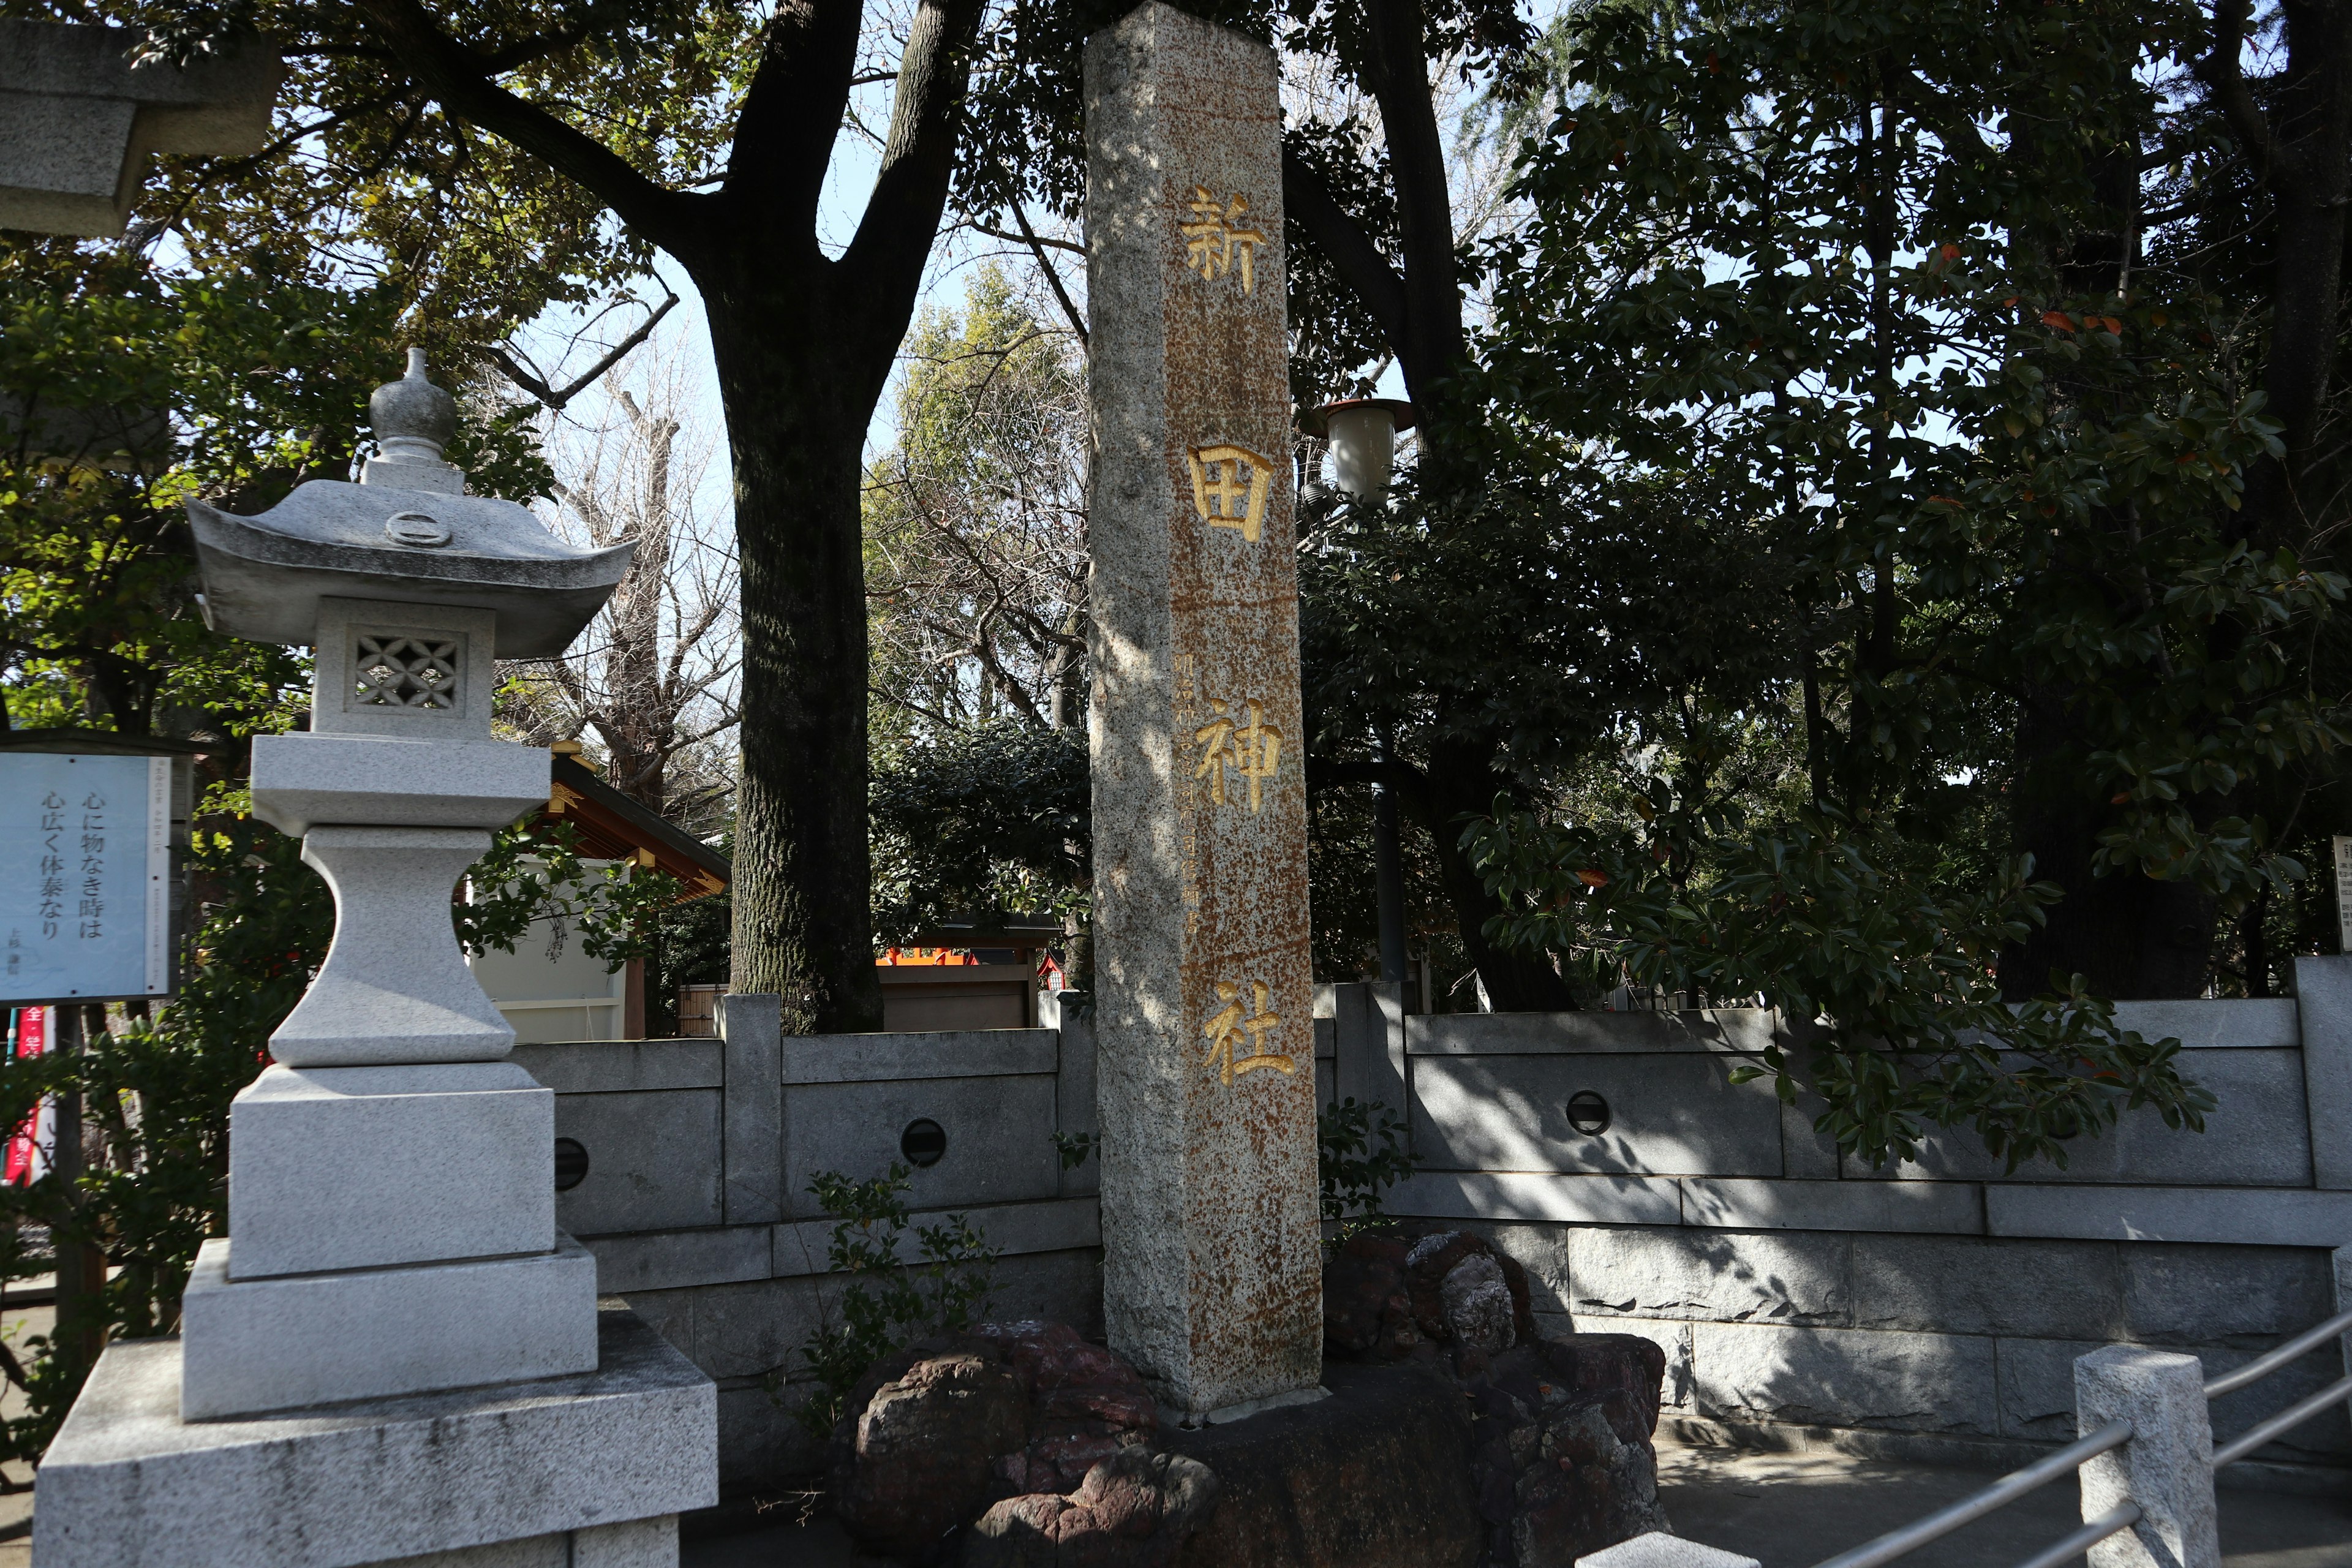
[1317,1098,1414,1238]
[1050,1130,1096,1171]
[795,1163,997,1437]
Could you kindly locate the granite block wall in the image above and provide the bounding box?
[514,976,2352,1493]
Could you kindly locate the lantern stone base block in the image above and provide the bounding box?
[227,1062,555,1279]
[178,1234,598,1419]
[34,1308,714,1568]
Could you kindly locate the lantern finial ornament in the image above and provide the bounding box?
[363,346,463,493]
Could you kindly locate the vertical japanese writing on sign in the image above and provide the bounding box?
[0,754,173,1002]
[2335,836,2352,954]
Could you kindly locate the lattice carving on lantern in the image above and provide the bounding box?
[351,631,463,712]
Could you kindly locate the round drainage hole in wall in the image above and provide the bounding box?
[1565,1090,1612,1136]
[554,1137,590,1191]
[901,1118,948,1168]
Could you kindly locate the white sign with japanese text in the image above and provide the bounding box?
[0,755,172,1003]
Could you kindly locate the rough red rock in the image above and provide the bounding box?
[1455,1335,1672,1567]
[1400,1231,1540,1352]
[830,1343,1031,1563]
[1161,1359,1484,1567]
[963,1449,1222,1568]
[830,1322,1163,1564]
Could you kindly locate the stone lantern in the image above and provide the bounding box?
[32,353,714,1568]
[176,346,637,1414]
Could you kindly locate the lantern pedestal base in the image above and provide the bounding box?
[34,1308,712,1568]
[178,1234,597,1419]
[227,1061,554,1278]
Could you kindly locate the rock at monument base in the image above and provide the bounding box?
[1455,1336,1672,1567]
[830,1322,1161,1564]
[831,1344,1030,1562]
[1159,1359,1483,1568]
[827,1280,1668,1568]
[1324,1229,1542,1361]
[965,1449,1221,1568]
[1324,1229,1672,1567]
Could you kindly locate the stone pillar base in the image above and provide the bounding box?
[35,1308,714,1568]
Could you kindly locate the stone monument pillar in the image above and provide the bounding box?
[1084,2,1323,1420]
[32,353,715,1568]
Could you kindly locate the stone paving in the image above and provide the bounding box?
[1656,1444,2352,1568]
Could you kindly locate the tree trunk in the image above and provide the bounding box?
[704,273,887,1033]
[2000,686,2217,999]
[1419,736,1581,1011]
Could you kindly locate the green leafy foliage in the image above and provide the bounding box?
[459,817,682,967]
[1457,0,2349,1005]
[1464,784,2215,1173]
[869,722,1089,941]
[1317,1097,1414,1236]
[794,1164,998,1438]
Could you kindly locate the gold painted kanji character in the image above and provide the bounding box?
[1194,697,1282,813]
[1178,187,1267,293]
[1202,979,1293,1084]
[1186,444,1273,541]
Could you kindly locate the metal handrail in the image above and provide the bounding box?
[2010,1504,2142,1568]
[1807,1419,2133,1568]
[2212,1372,2352,1468]
[2203,1305,2352,1398]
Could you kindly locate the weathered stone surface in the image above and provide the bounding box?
[2295,956,2352,1190]
[1850,1235,2124,1339]
[1994,1336,2108,1441]
[1323,1233,1420,1360]
[0,19,283,238]
[2118,1242,2334,1344]
[1569,1229,1848,1327]
[1864,1049,2311,1186]
[2073,1346,2219,1568]
[1690,1322,1999,1434]
[1454,1336,1671,1567]
[1084,0,1320,1416]
[1576,1534,1759,1568]
[965,1449,1220,1568]
[35,1311,712,1568]
[1404,1231,1540,1352]
[1325,1229,1544,1362]
[1164,1360,1485,1568]
[1576,1319,1692,1411]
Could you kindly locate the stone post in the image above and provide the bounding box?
[2291,955,2352,1188]
[1577,1534,1760,1568]
[2073,1346,2220,1568]
[1084,1,1322,1418]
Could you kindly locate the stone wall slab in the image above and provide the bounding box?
[1569,1227,1850,1326]
[1683,1178,1985,1235]
[781,1074,1059,1219]
[1690,1322,1999,1435]
[1850,1235,2124,1339]
[555,1088,721,1237]
[1412,1053,1781,1176]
